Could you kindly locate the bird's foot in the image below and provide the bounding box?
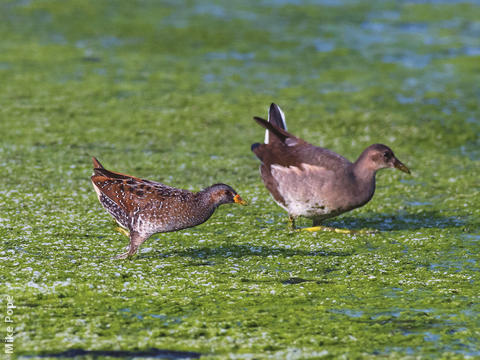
[112,247,138,260]
[112,251,130,260]
[300,226,377,234]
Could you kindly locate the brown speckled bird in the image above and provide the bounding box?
[91,157,247,259]
[251,103,410,232]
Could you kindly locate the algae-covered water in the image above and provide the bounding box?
[1,0,479,359]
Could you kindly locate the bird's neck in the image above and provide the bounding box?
[195,190,218,216]
[352,158,377,203]
[353,151,377,181]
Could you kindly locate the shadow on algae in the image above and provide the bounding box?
[20,348,201,359]
[325,210,468,231]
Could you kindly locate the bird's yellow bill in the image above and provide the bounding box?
[234,194,247,205]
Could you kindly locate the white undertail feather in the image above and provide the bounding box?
[91,181,102,202]
[264,104,287,144]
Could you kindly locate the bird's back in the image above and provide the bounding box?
[91,158,201,234]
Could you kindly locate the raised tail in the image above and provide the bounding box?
[92,157,104,169]
[92,156,108,178]
[91,157,140,180]
[265,103,287,144]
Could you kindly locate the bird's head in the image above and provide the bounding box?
[206,184,247,207]
[362,144,411,174]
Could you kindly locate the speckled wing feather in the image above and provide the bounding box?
[91,169,192,230]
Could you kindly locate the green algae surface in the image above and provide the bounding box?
[1,0,479,359]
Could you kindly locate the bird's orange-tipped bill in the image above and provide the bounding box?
[233,194,247,205]
[394,158,411,174]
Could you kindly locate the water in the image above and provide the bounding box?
[0,0,479,358]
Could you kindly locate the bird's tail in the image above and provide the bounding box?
[92,156,104,169]
[91,157,141,180]
[265,103,287,144]
[91,156,108,177]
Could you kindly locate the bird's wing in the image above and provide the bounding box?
[270,163,335,205]
[252,116,351,169]
[92,172,192,229]
[92,175,187,208]
[253,138,350,171]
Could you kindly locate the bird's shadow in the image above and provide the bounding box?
[135,211,472,261]
[144,243,354,260]
[20,348,201,359]
[321,210,470,232]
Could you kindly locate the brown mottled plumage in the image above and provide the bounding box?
[91,157,246,259]
[251,103,410,229]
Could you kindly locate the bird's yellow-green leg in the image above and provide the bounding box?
[115,226,130,237]
[298,218,377,234]
[110,220,130,237]
[288,216,296,230]
[301,225,353,233]
[300,225,377,234]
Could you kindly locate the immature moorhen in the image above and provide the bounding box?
[251,103,410,232]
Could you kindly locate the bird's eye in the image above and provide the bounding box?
[383,151,391,159]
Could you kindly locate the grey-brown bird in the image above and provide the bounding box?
[251,103,410,232]
[91,157,247,258]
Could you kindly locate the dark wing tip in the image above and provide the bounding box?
[251,142,261,152]
[253,116,268,126]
